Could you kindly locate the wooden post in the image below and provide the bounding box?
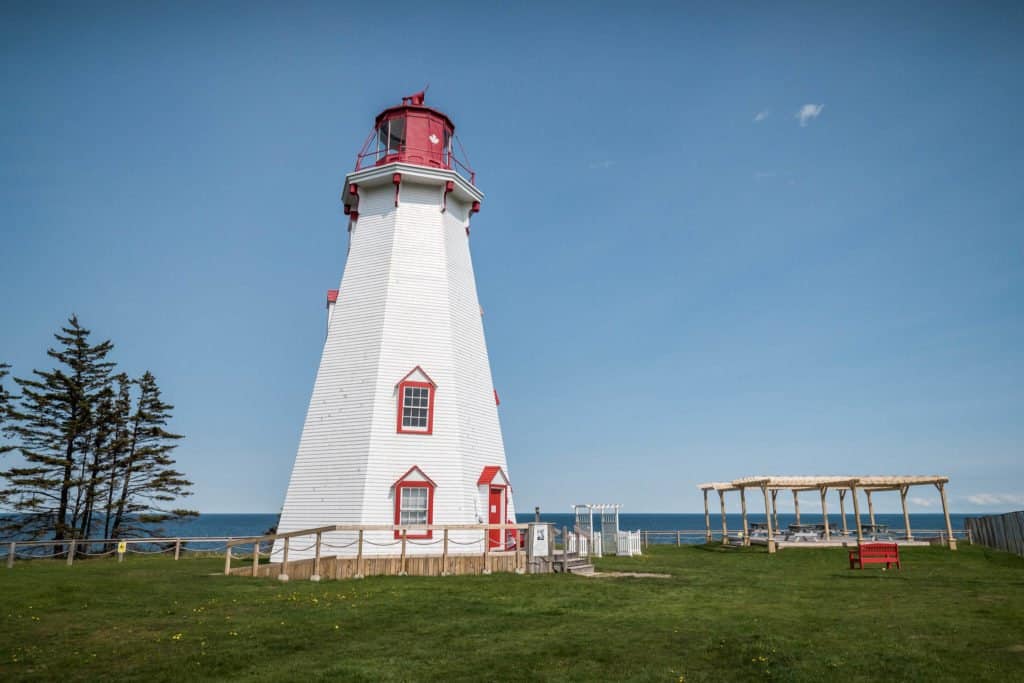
[771,489,779,532]
[740,487,749,546]
[311,532,322,582]
[174,539,182,561]
[760,484,775,553]
[900,486,912,541]
[67,539,76,566]
[793,490,801,526]
[702,489,712,543]
[7,542,15,569]
[562,526,568,554]
[441,528,449,575]
[252,541,260,578]
[851,485,864,544]
[839,489,848,535]
[356,529,364,578]
[819,487,830,541]
[718,489,728,544]
[937,482,957,550]
[278,536,290,582]
[866,490,876,528]
[482,528,491,575]
[400,529,408,575]
[676,530,681,546]
[223,546,232,576]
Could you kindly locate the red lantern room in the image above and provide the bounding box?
[355,91,474,184]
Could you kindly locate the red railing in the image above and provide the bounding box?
[353,130,476,185]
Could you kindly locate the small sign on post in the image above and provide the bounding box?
[526,522,554,573]
[117,541,127,563]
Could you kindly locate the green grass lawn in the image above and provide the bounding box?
[1,544,1022,681]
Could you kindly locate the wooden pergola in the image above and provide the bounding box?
[697,475,956,553]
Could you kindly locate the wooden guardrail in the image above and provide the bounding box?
[224,523,531,580]
[3,536,244,567]
[964,511,1024,557]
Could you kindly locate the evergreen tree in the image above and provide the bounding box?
[1,316,115,541]
[77,379,121,540]
[2,319,197,545]
[109,371,196,538]
[102,375,133,539]
[0,363,13,455]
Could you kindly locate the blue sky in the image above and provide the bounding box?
[1,1,1021,514]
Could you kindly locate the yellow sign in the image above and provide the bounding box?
[117,541,127,553]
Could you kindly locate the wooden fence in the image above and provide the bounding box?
[3,536,240,567]
[964,511,1024,557]
[224,523,530,580]
[637,527,969,547]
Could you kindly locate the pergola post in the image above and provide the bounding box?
[866,490,876,528]
[792,490,801,526]
[900,486,912,541]
[760,484,776,553]
[839,489,848,535]
[770,489,779,532]
[819,487,830,541]
[702,489,712,543]
[851,485,864,544]
[717,489,728,544]
[937,482,957,550]
[739,487,749,546]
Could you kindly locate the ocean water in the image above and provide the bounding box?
[147,511,971,544]
[2,511,974,547]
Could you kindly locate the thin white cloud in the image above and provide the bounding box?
[588,160,615,170]
[753,109,770,123]
[908,497,935,508]
[795,103,825,127]
[966,493,1024,506]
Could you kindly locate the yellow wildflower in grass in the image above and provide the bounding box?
[171,633,183,641]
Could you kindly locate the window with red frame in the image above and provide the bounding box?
[394,481,434,539]
[398,381,434,434]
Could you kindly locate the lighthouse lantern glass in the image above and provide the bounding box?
[378,117,405,160]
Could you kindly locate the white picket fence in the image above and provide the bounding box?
[617,530,642,556]
[566,530,642,558]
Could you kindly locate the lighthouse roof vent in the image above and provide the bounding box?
[354,91,475,184]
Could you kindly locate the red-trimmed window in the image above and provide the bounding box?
[397,381,434,434]
[393,470,435,539]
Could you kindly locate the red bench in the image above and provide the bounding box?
[849,542,901,570]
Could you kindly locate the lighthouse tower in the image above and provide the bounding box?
[274,93,515,559]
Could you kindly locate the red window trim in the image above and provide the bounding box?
[397,380,435,435]
[394,479,435,539]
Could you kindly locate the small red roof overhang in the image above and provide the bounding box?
[393,465,438,489]
[326,289,339,303]
[477,466,508,486]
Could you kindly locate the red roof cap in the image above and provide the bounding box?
[326,289,339,303]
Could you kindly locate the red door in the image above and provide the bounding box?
[488,487,504,549]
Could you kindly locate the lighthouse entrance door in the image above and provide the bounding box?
[488,487,505,549]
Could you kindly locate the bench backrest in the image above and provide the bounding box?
[859,542,899,558]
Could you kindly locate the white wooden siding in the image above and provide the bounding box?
[274,167,513,559]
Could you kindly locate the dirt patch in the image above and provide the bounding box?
[586,571,672,579]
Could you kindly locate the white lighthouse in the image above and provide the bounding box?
[274,93,516,559]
